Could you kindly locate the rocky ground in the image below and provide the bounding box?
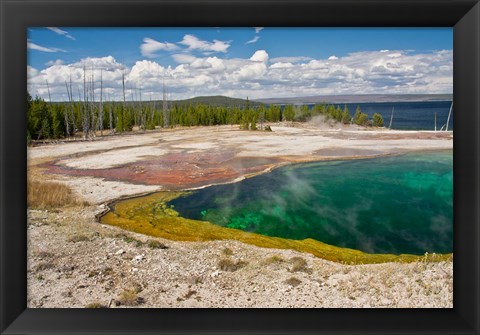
[27,123,454,308]
[27,206,453,308]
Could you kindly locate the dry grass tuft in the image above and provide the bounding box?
[117,288,145,306]
[289,256,312,274]
[285,277,302,287]
[85,302,107,308]
[147,239,168,249]
[34,261,55,272]
[35,251,55,259]
[218,258,247,272]
[222,247,234,256]
[28,180,86,209]
[265,254,285,265]
[67,234,90,243]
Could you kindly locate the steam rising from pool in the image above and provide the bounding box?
[168,151,453,255]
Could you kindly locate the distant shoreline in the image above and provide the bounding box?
[254,94,453,105]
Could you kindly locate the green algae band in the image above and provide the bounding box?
[169,151,453,255]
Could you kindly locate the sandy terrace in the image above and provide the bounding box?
[29,123,453,204]
[27,123,453,308]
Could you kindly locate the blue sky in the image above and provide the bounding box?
[27,27,452,101]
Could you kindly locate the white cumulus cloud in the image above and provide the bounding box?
[140,38,179,58]
[270,56,313,63]
[250,50,269,63]
[45,59,65,66]
[172,53,197,64]
[270,62,294,69]
[27,49,452,101]
[179,34,230,53]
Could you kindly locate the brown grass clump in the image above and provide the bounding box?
[34,261,55,272]
[85,302,107,308]
[265,255,285,265]
[218,258,247,272]
[116,283,144,306]
[67,234,90,243]
[289,256,312,274]
[119,234,143,247]
[285,277,302,287]
[147,239,168,249]
[117,288,145,306]
[35,251,55,259]
[28,180,85,209]
[118,289,138,306]
[222,247,234,256]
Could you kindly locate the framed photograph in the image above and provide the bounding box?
[1,0,479,334]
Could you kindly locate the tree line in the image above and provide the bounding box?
[27,92,384,142]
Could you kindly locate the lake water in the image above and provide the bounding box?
[305,101,453,130]
[169,151,453,255]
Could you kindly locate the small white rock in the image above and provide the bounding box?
[115,249,125,255]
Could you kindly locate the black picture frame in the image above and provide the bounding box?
[1,0,479,334]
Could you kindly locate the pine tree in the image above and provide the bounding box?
[372,113,384,127]
[341,105,351,124]
[284,105,295,121]
[353,106,369,126]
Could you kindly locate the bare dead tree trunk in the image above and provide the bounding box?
[45,79,52,102]
[445,101,453,131]
[69,73,76,135]
[122,67,126,105]
[139,86,145,133]
[163,79,169,128]
[150,94,156,128]
[121,66,126,133]
[83,64,89,139]
[109,96,113,134]
[90,66,96,137]
[99,69,103,136]
[131,84,139,128]
[64,81,71,137]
